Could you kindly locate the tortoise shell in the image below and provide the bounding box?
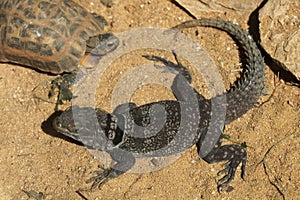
[0,0,108,74]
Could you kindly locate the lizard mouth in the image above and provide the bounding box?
[52,116,66,133]
[52,115,80,140]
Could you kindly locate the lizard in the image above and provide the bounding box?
[52,18,265,191]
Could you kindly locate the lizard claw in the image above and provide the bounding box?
[86,166,112,190]
[86,165,125,190]
[217,155,247,192]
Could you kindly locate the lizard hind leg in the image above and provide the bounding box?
[200,139,247,192]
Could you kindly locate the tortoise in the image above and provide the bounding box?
[0,0,119,74]
[0,0,119,109]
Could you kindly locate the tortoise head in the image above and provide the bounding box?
[86,33,120,56]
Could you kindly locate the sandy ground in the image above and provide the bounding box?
[0,0,299,199]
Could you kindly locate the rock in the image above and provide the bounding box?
[259,0,300,80]
[172,0,260,16]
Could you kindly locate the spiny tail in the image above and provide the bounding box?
[171,18,265,123]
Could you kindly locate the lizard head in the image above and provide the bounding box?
[53,106,109,145]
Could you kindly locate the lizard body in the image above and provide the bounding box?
[53,18,265,190]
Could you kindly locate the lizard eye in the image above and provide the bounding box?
[69,125,79,133]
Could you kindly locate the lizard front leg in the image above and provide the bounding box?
[87,148,136,190]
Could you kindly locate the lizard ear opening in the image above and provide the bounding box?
[112,127,124,146]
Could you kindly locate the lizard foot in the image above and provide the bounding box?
[86,165,123,190]
[216,150,247,192]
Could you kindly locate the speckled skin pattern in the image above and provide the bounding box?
[53,18,265,191]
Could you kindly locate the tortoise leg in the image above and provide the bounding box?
[49,73,78,111]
